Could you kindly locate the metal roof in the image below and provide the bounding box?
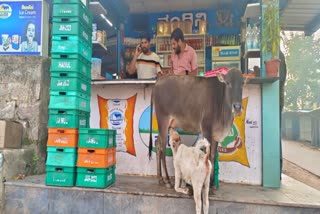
[280,0,320,35]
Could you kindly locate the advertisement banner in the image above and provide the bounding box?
[97,94,137,157]
[0,0,42,55]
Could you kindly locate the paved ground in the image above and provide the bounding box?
[282,139,320,177]
[282,139,320,191]
[5,174,320,210]
[282,159,320,191]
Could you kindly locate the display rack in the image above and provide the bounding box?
[243,3,261,73]
[89,1,108,55]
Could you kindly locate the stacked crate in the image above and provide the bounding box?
[46,0,92,187]
[76,128,117,188]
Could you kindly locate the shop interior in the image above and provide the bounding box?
[44,0,319,80]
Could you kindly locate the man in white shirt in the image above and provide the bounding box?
[128,34,162,79]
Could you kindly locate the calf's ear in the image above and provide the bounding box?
[216,72,225,83]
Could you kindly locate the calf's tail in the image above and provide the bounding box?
[148,91,154,160]
[205,143,211,166]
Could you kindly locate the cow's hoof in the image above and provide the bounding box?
[209,188,216,195]
[158,179,165,185]
[187,186,193,196]
[165,182,173,188]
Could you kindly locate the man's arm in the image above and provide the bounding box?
[169,54,174,75]
[127,45,141,75]
[189,50,198,75]
[154,54,163,77]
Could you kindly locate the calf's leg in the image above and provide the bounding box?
[202,174,211,214]
[201,125,216,189]
[193,183,202,214]
[174,169,188,194]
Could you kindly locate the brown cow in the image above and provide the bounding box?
[149,68,245,189]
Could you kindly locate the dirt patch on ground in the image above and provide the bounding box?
[282,159,320,191]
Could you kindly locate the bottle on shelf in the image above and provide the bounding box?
[246,24,252,50]
[252,24,259,49]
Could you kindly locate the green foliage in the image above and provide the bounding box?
[283,32,320,110]
[261,0,281,59]
[32,152,39,174]
[22,138,36,145]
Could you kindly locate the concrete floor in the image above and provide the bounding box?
[4,174,320,213]
[282,139,320,177]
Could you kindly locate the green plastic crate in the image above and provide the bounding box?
[53,2,92,27]
[45,166,76,187]
[46,147,77,167]
[49,91,90,112]
[50,54,91,78]
[50,72,91,95]
[51,36,92,62]
[52,17,92,44]
[78,128,116,148]
[48,109,90,128]
[76,166,115,188]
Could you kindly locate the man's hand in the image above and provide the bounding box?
[135,44,142,57]
[120,70,126,79]
[128,45,141,75]
[163,70,172,75]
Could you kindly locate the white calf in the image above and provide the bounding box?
[169,128,212,214]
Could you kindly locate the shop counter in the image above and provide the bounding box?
[92,79,156,85]
[89,77,278,185]
[91,77,278,85]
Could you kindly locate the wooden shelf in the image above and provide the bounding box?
[124,44,155,48]
[92,41,107,52]
[247,77,279,84]
[89,2,107,17]
[157,50,171,54]
[92,79,157,85]
[156,34,205,38]
[89,2,111,30]
[90,2,109,57]
[161,64,205,69]
[244,49,260,58]
[157,49,204,54]
[243,3,260,19]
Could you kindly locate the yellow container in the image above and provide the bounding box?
[170,21,181,33]
[163,22,170,35]
[157,21,164,35]
[199,20,207,34]
[184,20,192,34]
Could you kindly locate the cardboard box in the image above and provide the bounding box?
[0,121,23,149]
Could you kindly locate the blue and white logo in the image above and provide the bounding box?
[0,4,12,19]
[110,111,123,126]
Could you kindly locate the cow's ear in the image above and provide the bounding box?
[216,72,225,83]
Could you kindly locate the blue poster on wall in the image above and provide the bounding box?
[0,0,42,55]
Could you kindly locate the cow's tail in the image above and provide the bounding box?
[148,90,154,160]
